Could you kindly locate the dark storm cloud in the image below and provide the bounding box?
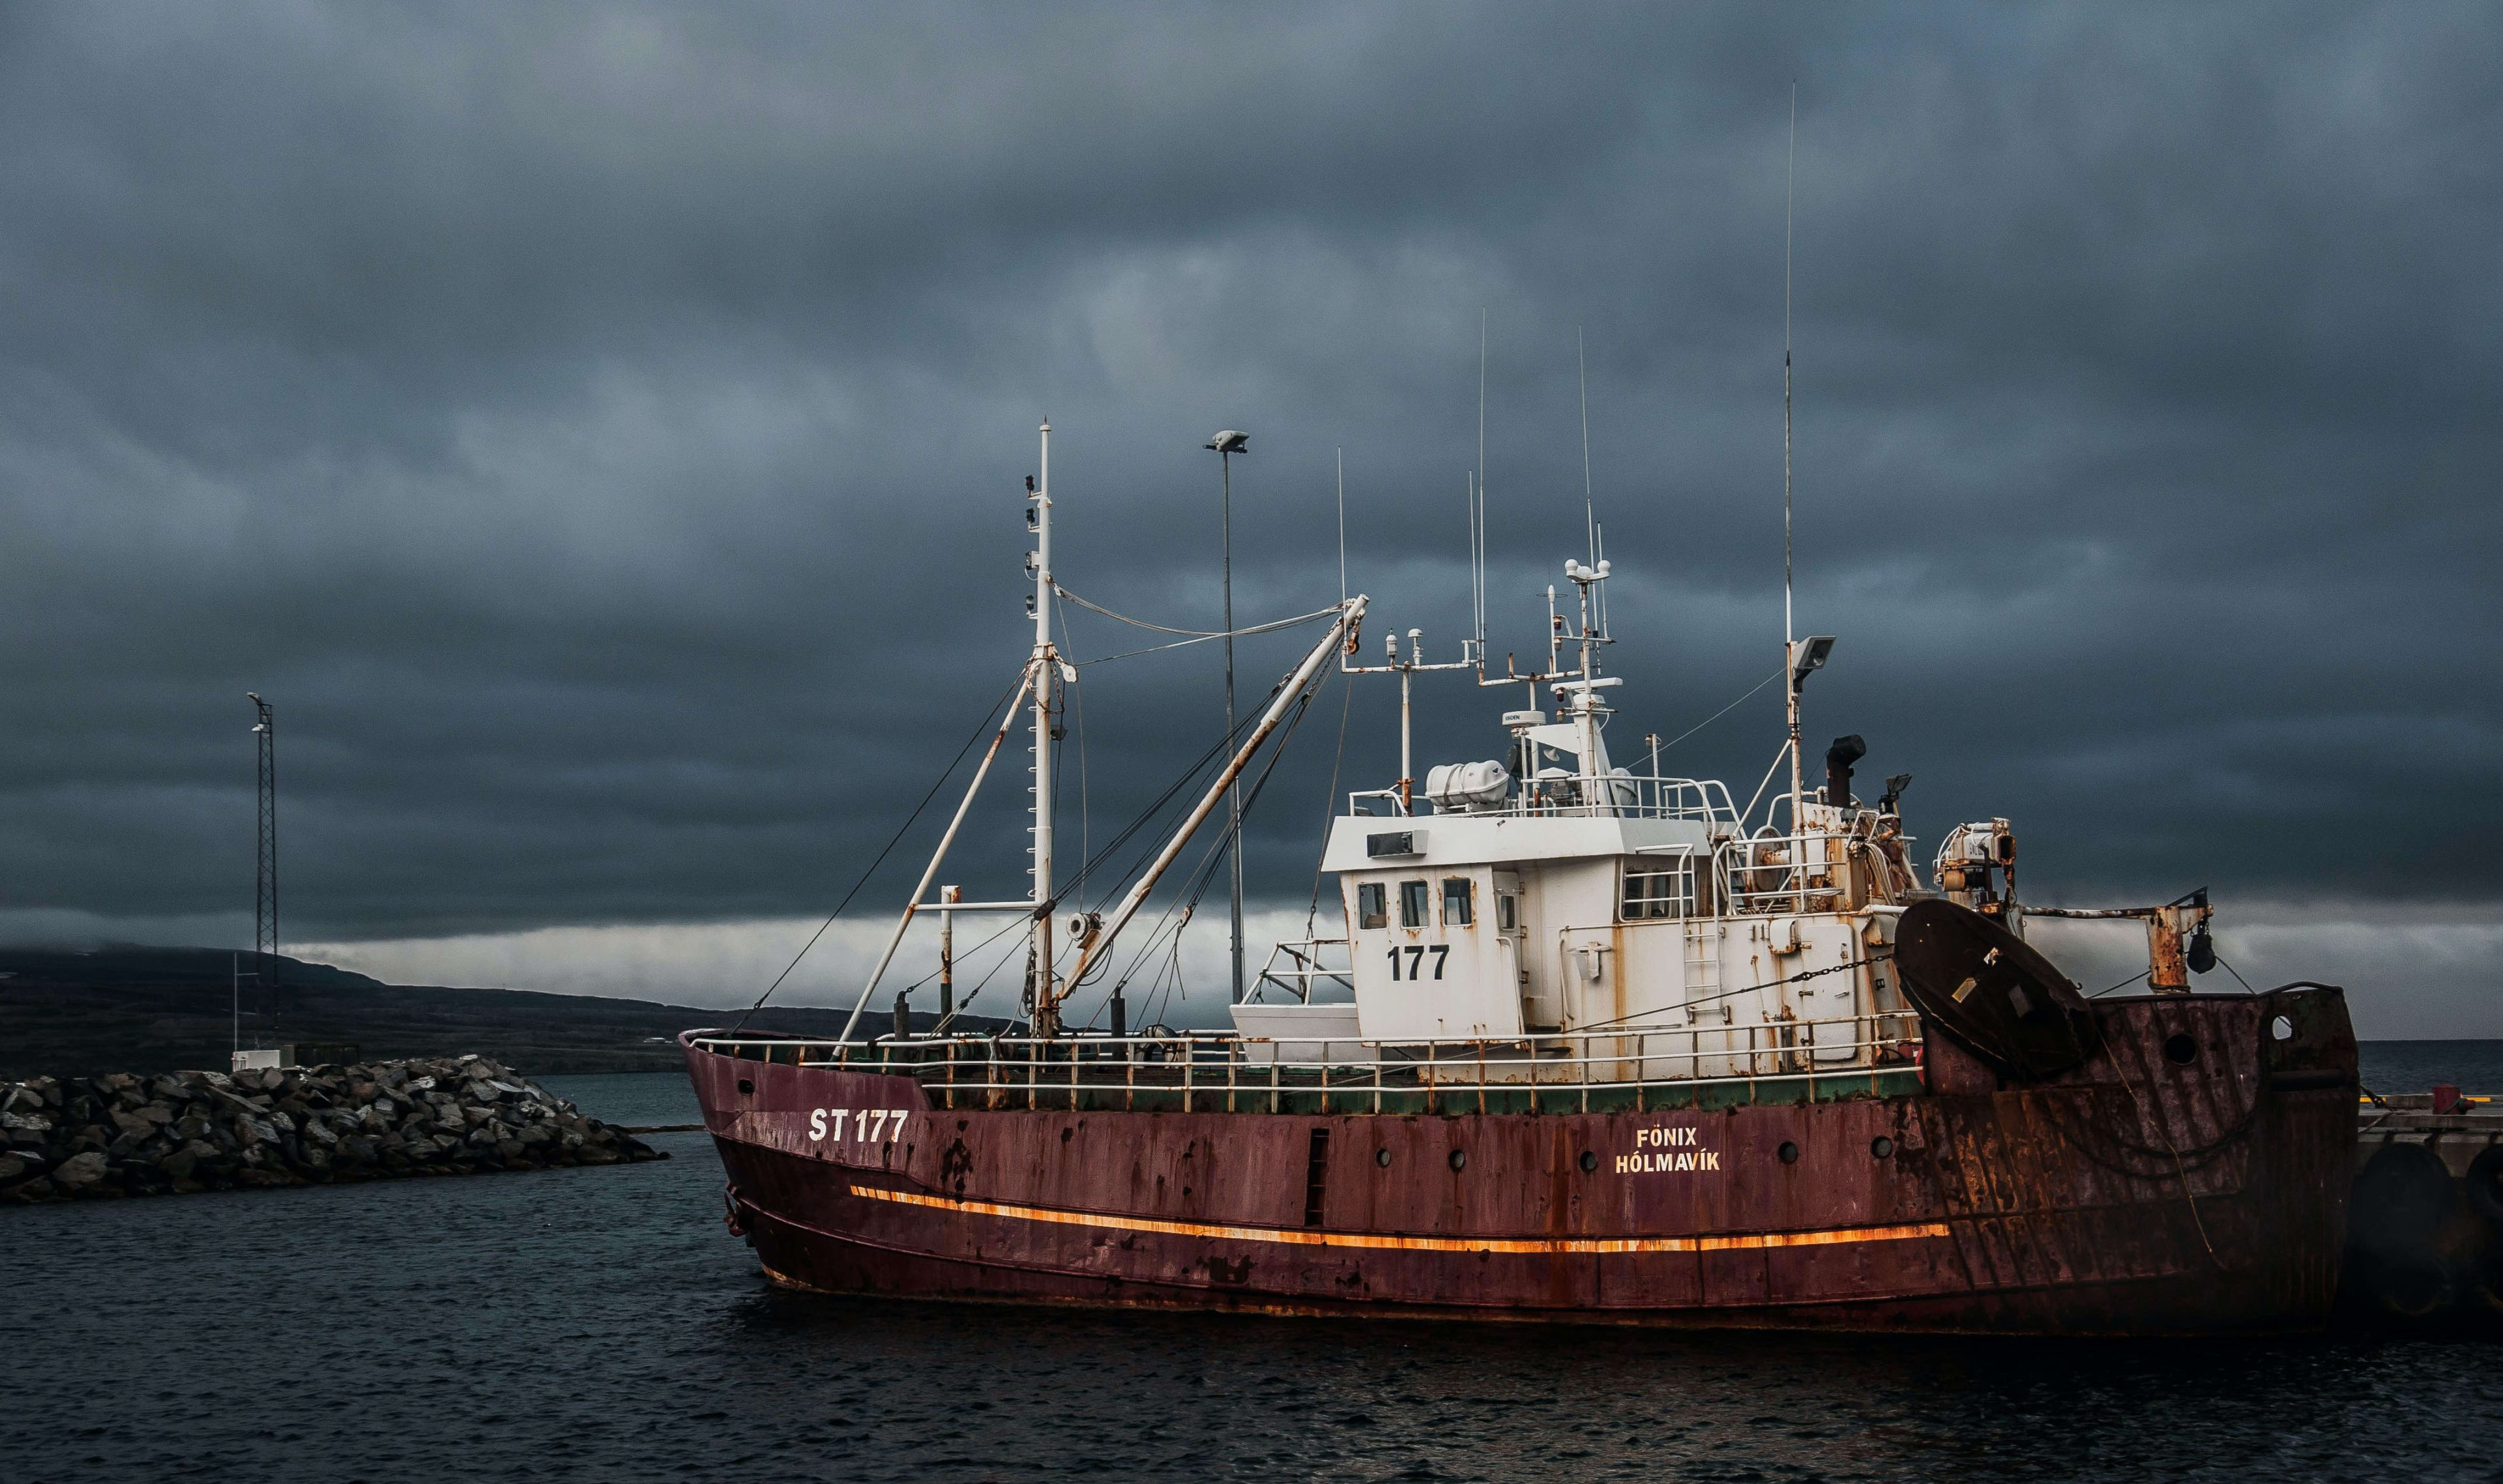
[2,3,2496,957]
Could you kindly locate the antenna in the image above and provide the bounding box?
[1476,308,1491,670]
[1468,471,1484,661]
[1595,520,1609,639]
[1336,446,1347,608]
[1579,325,1596,568]
[1783,81,1804,832]
[247,692,278,1000]
[1477,309,1487,514]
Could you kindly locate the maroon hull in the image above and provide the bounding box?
[685,989,2356,1334]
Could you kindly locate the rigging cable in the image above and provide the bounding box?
[1304,667,1355,940]
[2090,968,2152,998]
[727,669,1027,1033]
[1072,682,1323,1021]
[1066,675,1293,919]
[1652,666,1787,755]
[1068,599,1089,907]
[1055,585,1338,641]
[1074,679,1321,1026]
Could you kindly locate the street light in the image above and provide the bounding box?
[1205,429,1249,1004]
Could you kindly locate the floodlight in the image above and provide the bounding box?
[1792,635,1837,684]
[1205,429,1249,454]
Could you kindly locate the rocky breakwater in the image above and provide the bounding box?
[1,1055,664,1202]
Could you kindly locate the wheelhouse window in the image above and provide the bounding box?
[1356,882,1388,929]
[1497,894,1517,931]
[1442,878,1474,927]
[1399,880,1430,928]
[1622,855,1697,921]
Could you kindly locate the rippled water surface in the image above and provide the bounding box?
[10,1058,2498,1483]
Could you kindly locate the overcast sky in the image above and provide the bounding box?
[3,3,2495,1034]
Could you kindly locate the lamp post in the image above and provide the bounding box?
[1205,429,1249,1004]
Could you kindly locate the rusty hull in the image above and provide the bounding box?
[684,987,2356,1334]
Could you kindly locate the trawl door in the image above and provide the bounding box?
[1352,869,1523,1042]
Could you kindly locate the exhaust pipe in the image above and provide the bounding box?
[1826,734,1866,809]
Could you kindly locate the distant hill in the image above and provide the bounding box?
[0,946,995,1080]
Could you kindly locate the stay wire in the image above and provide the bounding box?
[1080,681,1319,1012]
[2090,969,2152,998]
[728,669,1026,1032]
[1077,720,1250,914]
[1069,673,1294,918]
[1055,590,1091,907]
[1304,667,1355,940]
[1652,667,1787,754]
[1076,680,1321,1023]
[892,910,1029,1010]
[1055,585,1338,642]
[1078,627,1322,667]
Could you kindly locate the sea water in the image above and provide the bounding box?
[7,1048,2496,1483]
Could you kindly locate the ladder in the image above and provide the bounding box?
[1682,921,1728,1025]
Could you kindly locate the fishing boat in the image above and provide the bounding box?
[682,419,2358,1333]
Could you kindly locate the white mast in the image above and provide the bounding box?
[1782,83,1804,836]
[1032,418,1057,1033]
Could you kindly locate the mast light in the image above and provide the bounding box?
[1791,635,1836,686]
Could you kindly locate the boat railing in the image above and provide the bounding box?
[686,1014,1923,1115]
[1712,827,1863,916]
[1250,937,1354,1003]
[1347,772,1738,826]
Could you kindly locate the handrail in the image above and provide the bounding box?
[1250,937,1354,1004]
[686,1014,1923,1109]
[1351,769,1740,826]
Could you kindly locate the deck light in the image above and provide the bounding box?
[1791,635,1836,686]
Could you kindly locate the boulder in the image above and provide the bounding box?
[51,1150,108,1190]
[2,1056,666,1201]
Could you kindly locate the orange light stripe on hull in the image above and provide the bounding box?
[849,1185,1952,1255]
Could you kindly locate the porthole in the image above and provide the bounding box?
[2270,1015,2295,1042]
[1778,1141,1800,1165]
[1448,1148,1467,1172]
[2163,1034,2199,1066]
[736,1079,754,1096]
[1578,1150,1598,1173]
[1870,1136,1895,1159]
[1375,1147,1392,1168]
